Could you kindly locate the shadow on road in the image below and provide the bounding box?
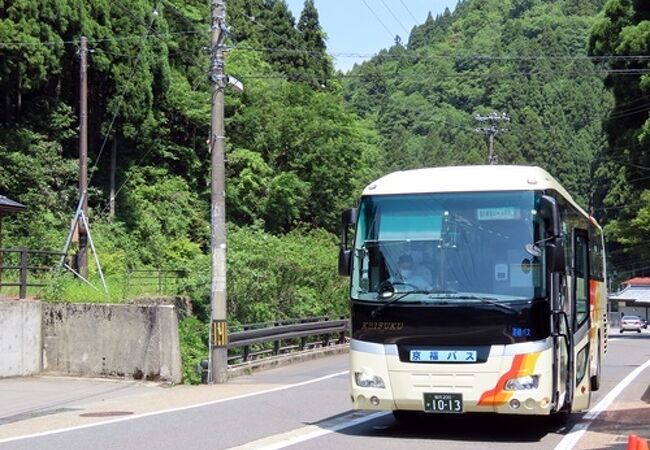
[336,412,568,443]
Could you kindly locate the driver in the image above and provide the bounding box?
[391,254,433,291]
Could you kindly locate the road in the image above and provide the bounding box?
[0,331,648,450]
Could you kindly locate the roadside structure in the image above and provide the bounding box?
[608,277,650,324]
[0,195,27,296]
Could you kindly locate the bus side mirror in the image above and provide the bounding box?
[338,208,357,276]
[539,195,565,272]
[545,241,565,273]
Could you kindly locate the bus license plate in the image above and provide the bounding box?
[424,393,463,414]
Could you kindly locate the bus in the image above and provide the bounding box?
[338,166,607,421]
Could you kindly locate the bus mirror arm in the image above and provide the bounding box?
[338,208,358,276]
[539,195,566,272]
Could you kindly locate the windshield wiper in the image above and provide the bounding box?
[370,290,429,318]
[440,294,518,313]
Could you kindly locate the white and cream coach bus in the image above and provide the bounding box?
[338,166,607,422]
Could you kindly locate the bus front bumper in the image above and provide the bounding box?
[350,339,555,415]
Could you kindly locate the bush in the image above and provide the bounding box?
[178,315,209,385]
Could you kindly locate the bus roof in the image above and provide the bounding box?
[362,165,595,225]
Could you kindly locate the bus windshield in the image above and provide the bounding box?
[351,191,545,303]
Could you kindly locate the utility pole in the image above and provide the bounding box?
[109,136,117,219]
[209,0,228,384]
[474,111,510,165]
[78,36,89,278]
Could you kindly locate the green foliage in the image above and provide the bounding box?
[226,53,382,232]
[588,0,649,280]
[178,315,208,384]
[227,225,348,323]
[0,129,78,249]
[120,166,209,266]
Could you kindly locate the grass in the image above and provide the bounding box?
[0,270,189,303]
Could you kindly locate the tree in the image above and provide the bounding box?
[297,0,333,87]
[588,0,650,278]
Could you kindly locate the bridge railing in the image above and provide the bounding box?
[226,316,349,366]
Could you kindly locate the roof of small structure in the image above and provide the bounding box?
[0,195,27,214]
[622,277,650,287]
[609,285,650,304]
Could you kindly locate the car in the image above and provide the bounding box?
[620,315,643,333]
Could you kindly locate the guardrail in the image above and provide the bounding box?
[0,248,67,299]
[226,316,349,366]
[124,268,189,296]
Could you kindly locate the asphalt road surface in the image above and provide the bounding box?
[1,330,649,450]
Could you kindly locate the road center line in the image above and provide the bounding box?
[555,358,650,450]
[0,370,349,444]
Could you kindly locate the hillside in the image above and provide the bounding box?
[344,0,611,208]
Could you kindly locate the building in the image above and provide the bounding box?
[608,277,650,322]
[0,194,27,248]
[0,195,27,296]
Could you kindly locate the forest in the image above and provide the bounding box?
[0,0,648,379]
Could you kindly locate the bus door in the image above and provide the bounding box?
[571,229,591,411]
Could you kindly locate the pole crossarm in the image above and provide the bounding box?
[474,111,510,165]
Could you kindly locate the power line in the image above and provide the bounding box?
[231,45,650,61]
[379,0,410,36]
[89,1,163,183]
[234,6,320,61]
[0,30,208,48]
[2,30,649,66]
[611,93,650,110]
[398,0,419,24]
[98,145,158,217]
[231,67,648,83]
[606,104,650,121]
[360,0,396,40]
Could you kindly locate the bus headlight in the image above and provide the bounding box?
[505,375,539,391]
[354,371,386,389]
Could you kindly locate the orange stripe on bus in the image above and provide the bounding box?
[478,353,540,406]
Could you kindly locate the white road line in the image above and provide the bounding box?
[0,370,349,444]
[555,358,650,450]
[227,411,390,450]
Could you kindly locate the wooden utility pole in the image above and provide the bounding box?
[78,36,89,278]
[209,0,228,384]
[109,136,117,219]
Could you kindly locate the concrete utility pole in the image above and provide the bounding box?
[78,36,89,278]
[474,111,510,165]
[209,0,229,384]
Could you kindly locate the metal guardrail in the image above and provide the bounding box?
[124,268,189,296]
[0,248,67,299]
[226,317,349,365]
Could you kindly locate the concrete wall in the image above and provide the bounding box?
[0,300,42,377]
[42,304,181,383]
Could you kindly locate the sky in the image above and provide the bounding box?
[285,0,458,72]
